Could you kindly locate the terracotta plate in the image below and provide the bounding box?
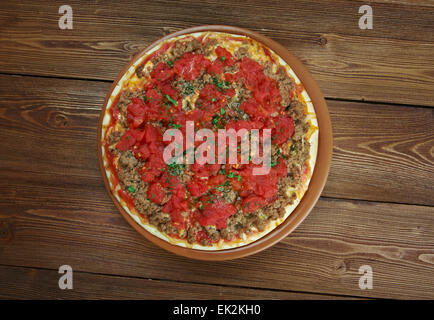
[97,25,333,260]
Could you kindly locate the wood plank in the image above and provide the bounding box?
[327,100,434,205]
[0,75,432,206]
[0,194,433,299]
[0,265,350,300]
[0,1,433,106]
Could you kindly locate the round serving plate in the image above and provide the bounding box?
[97,25,333,260]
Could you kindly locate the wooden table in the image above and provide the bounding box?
[0,0,433,300]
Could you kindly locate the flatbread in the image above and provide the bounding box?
[100,31,318,250]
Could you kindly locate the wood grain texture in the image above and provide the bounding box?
[0,193,433,299]
[0,75,431,206]
[328,100,434,205]
[0,0,433,106]
[0,76,433,299]
[0,265,351,300]
[0,1,433,300]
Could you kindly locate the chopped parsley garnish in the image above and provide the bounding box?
[212,98,216,102]
[220,56,226,62]
[127,186,136,193]
[270,161,277,167]
[167,162,185,176]
[169,121,181,129]
[212,115,220,125]
[165,94,178,106]
[236,174,241,182]
[227,172,235,178]
[167,60,173,68]
[220,107,225,115]
[212,77,231,91]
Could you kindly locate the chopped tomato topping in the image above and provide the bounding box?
[147,182,166,205]
[116,130,136,151]
[197,199,237,229]
[126,98,146,128]
[272,115,294,145]
[242,195,266,213]
[173,52,210,81]
[187,179,209,197]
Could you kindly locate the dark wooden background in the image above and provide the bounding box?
[0,0,433,299]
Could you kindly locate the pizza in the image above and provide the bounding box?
[100,31,318,250]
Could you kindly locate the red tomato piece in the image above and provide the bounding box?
[192,163,221,178]
[208,174,225,187]
[173,52,210,81]
[139,156,165,182]
[151,62,175,82]
[129,128,145,142]
[206,59,224,75]
[187,179,209,197]
[147,182,166,205]
[144,124,162,144]
[272,115,294,145]
[134,143,150,160]
[215,46,234,66]
[225,88,235,97]
[198,199,237,229]
[242,195,266,213]
[159,172,183,190]
[116,131,136,151]
[127,97,146,128]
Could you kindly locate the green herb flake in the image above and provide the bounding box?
[220,56,226,62]
[167,60,173,68]
[167,162,185,176]
[212,115,220,125]
[227,172,235,178]
[212,98,216,102]
[127,186,136,193]
[270,161,277,167]
[236,174,241,182]
[165,94,178,106]
[220,107,225,115]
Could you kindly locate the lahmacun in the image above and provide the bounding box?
[100,31,318,250]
